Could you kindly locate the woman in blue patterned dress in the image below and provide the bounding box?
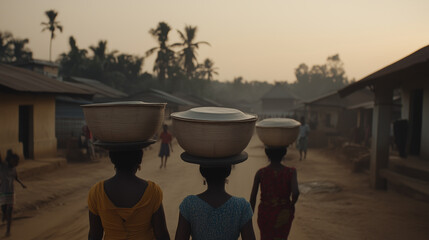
[175,165,256,240]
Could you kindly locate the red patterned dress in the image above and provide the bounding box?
[257,166,295,240]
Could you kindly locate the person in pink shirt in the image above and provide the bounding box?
[158,124,173,168]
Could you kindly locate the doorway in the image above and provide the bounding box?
[408,89,423,155]
[19,105,34,159]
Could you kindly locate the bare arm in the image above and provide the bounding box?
[175,213,191,240]
[291,169,300,207]
[249,170,260,212]
[240,219,256,240]
[151,203,170,240]
[15,173,26,188]
[88,211,103,240]
[169,134,173,152]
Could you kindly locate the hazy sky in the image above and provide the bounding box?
[1,0,429,83]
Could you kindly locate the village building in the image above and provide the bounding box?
[259,83,299,119]
[0,64,93,160]
[55,76,127,147]
[338,45,429,199]
[13,59,60,79]
[295,89,375,148]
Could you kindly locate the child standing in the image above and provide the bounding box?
[0,150,26,237]
[158,124,173,169]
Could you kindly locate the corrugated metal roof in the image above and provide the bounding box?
[173,92,223,107]
[13,59,60,68]
[0,64,93,95]
[125,89,197,107]
[68,76,127,99]
[306,88,373,108]
[339,44,429,97]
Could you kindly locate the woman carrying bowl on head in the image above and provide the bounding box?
[250,147,300,240]
[88,150,170,240]
[175,164,256,240]
[172,106,257,240]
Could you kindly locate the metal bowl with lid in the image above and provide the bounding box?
[82,101,166,143]
[171,107,257,158]
[256,118,301,147]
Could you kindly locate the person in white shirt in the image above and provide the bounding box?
[298,117,310,160]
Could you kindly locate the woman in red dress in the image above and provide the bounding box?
[250,147,299,240]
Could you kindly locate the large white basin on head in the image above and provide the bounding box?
[82,101,166,143]
[171,107,257,158]
[256,118,301,147]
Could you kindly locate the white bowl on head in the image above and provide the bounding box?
[256,118,301,147]
[171,107,257,158]
[82,101,166,143]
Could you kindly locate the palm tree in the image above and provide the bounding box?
[172,25,210,78]
[59,36,88,77]
[90,40,108,61]
[0,31,13,63]
[41,9,63,61]
[199,58,218,81]
[146,22,174,85]
[11,38,32,63]
[90,40,118,70]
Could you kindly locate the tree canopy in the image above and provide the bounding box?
[0,31,33,63]
[290,54,351,100]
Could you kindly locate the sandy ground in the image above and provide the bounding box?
[2,135,429,239]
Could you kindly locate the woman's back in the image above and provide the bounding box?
[104,177,147,208]
[179,195,253,240]
[259,166,294,206]
[88,180,163,240]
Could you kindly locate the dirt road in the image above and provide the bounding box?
[4,136,429,239]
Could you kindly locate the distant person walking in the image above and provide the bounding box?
[250,147,299,240]
[0,150,26,237]
[298,117,310,160]
[82,124,95,160]
[158,124,173,169]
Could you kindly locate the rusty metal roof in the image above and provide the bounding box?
[0,64,93,95]
[339,45,429,97]
[68,76,127,99]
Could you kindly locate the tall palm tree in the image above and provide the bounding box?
[41,9,63,61]
[146,22,174,85]
[172,25,210,78]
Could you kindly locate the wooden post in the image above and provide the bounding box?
[370,84,393,189]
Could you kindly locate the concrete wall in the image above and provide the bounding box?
[421,87,429,159]
[0,93,57,159]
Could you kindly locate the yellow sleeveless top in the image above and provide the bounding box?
[88,181,162,240]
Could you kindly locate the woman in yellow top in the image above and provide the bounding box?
[88,150,170,240]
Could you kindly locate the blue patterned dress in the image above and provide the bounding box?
[179,195,253,240]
